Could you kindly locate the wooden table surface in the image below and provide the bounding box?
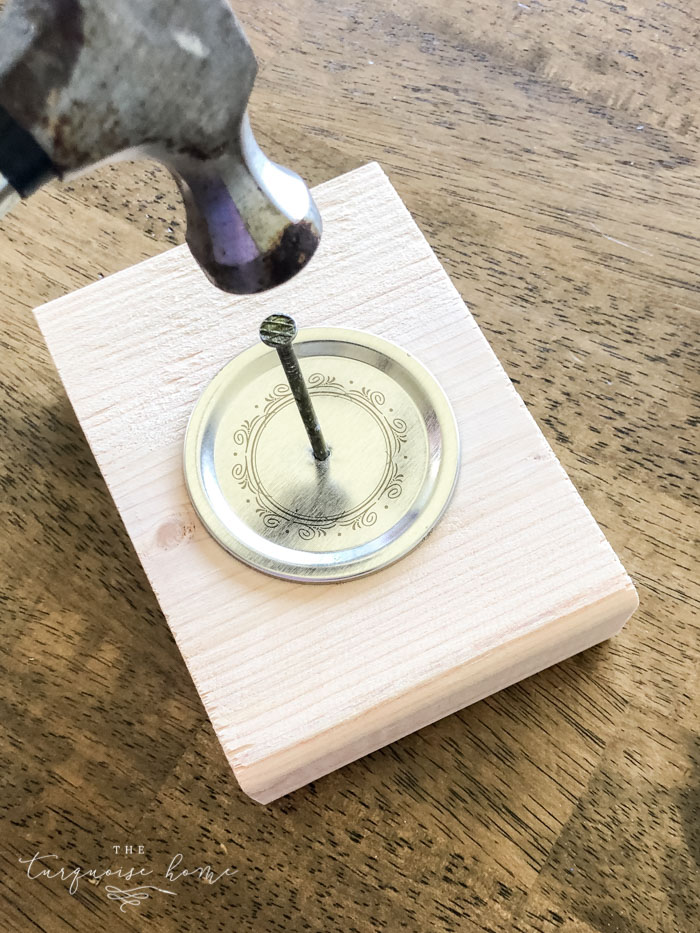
[1,2,697,931]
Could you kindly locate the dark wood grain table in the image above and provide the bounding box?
[1,2,698,931]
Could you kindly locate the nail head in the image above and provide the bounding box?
[260,314,298,349]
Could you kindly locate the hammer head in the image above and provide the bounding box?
[0,0,321,294]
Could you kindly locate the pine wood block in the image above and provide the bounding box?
[34,163,638,803]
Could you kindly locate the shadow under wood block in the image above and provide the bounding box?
[33,163,638,803]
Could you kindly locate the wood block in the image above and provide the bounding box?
[34,163,638,804]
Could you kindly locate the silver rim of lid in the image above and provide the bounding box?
[183,327,460,582]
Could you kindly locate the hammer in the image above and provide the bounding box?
[0,0,321,294]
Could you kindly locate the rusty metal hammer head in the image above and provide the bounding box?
[0,0,321,294]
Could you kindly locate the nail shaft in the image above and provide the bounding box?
[259,315,330,461]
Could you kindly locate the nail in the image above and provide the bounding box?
[259,314,330,461]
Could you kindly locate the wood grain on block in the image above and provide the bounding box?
[34,163,638,803]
